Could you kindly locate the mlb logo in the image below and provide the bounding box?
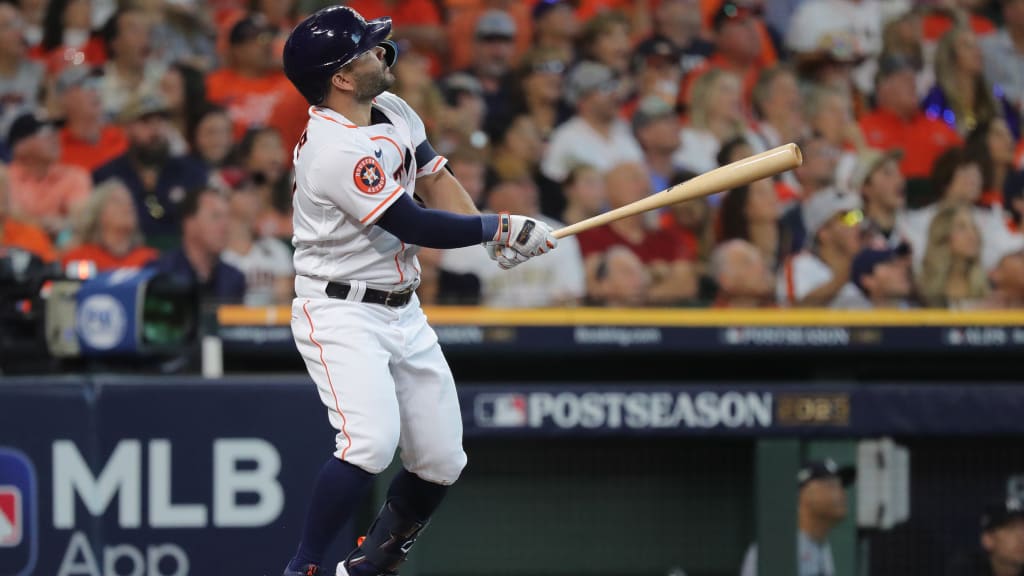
[475,394,528,428]
[0,487,20,546]
[0,448,36,576]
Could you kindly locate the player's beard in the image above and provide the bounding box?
[353,65,395,102]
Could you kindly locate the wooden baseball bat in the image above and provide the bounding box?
[552,143,803,239]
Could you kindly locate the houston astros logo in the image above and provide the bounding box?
[354,156,386,195]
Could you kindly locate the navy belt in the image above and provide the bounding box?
[325,281,414,307]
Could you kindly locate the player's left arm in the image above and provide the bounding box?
[416,168,479,216]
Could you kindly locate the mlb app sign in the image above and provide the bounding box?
[0,448,36,576]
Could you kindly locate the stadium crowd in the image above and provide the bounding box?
[3,0,1024,309]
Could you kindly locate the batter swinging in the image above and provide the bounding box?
[280,6,558,576]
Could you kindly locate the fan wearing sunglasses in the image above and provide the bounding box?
[778,189,867,308]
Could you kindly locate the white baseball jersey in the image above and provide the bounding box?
[221,237,294,306]
[291,92,448,295]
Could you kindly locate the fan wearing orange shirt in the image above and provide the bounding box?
[62,179,158,271]
[55,66,129,172]
[207,14,294,142]
[682,1,768,111]
[0,165,55,262]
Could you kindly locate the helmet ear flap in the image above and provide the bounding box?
[379,40,399,67]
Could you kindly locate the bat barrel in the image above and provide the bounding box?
[552,143,803,239]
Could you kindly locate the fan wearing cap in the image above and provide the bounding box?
[539,61,644,183]
[532,0,578,64]
[778,189,867,308]
[850,148,908,249]
[5,112,91,237]
[859,55,963,180]
[948,497,1024,576]
[0,4,44,139]
[850,247,914,308]
[739,459,856,576]
[632,96,682,195]
[682,1,765,109]
[206,14,293,142]
[785,0,882,95]
[633,0,712,78]
[92,93,209,247]
[442,9,518,132]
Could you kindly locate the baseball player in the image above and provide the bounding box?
[279,6,558,576]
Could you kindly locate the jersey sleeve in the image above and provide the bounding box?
[374,91,448,178]
[309,143,407,227]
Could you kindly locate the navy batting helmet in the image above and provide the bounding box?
[283,6,399,105]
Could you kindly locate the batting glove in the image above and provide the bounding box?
[493,212,558,258]
[483,241,530,270]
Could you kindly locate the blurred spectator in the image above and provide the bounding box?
[445,1,530,74]
[346,0,444,74]
[964,118,1024,209]
[93,94,208,247]
[506,48,568,144]
[188,104,235,178]
[237,126,291,240]
[684,1,763,108]
[249,0,300,66]
[561,164,607,226]
[532,0,578,64]
[881,7,931,98]
[32,0,106,75]
[850,247,914,308]
[221,183,293,306]
[206,13,292,141]
[98,7,166,119]
[160,62,208,157]
[391,42,446,140]
[6,112,90,237]
[436,73,488,155]
[585,244,650,306]
[709,239,774,308]
[718,178,780,270]
[20,0,46,48]
[947,497,1024,576]
[778,189,865,308]
[60,178,159,271]
[982,0,1024,118]
[146,0,219,72]
[56,66,128,172]
[903,145,1020,274]
[446,145,489,209]
[441,176,585,307]
[851,149,908,249]
[540,61,643,182]
[674,69,746,174]
[154,186,245,303]
[454,9,517,130]
[633,0,711,79]
[489,114,544,184]
[576,11,632,77]
[0,164,55,261]
[917,201,989,308]
[629,37,684,114]
[922,0,997,43]
[786,0,883,96]
[414,246,482,306]
[0,3,44,142]
[661,192,714,271]
[579,162,697,305]
[860,54,962,180]
[778,135,842,258]
[986,236,1024,309]
[924,26,1020,139]
[748,65,804,154]
[807,86,863,193]
[740,459,855,576]
[632,96,681,194]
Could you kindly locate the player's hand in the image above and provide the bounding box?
[483,241,530,270]
[493,213,558,258]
